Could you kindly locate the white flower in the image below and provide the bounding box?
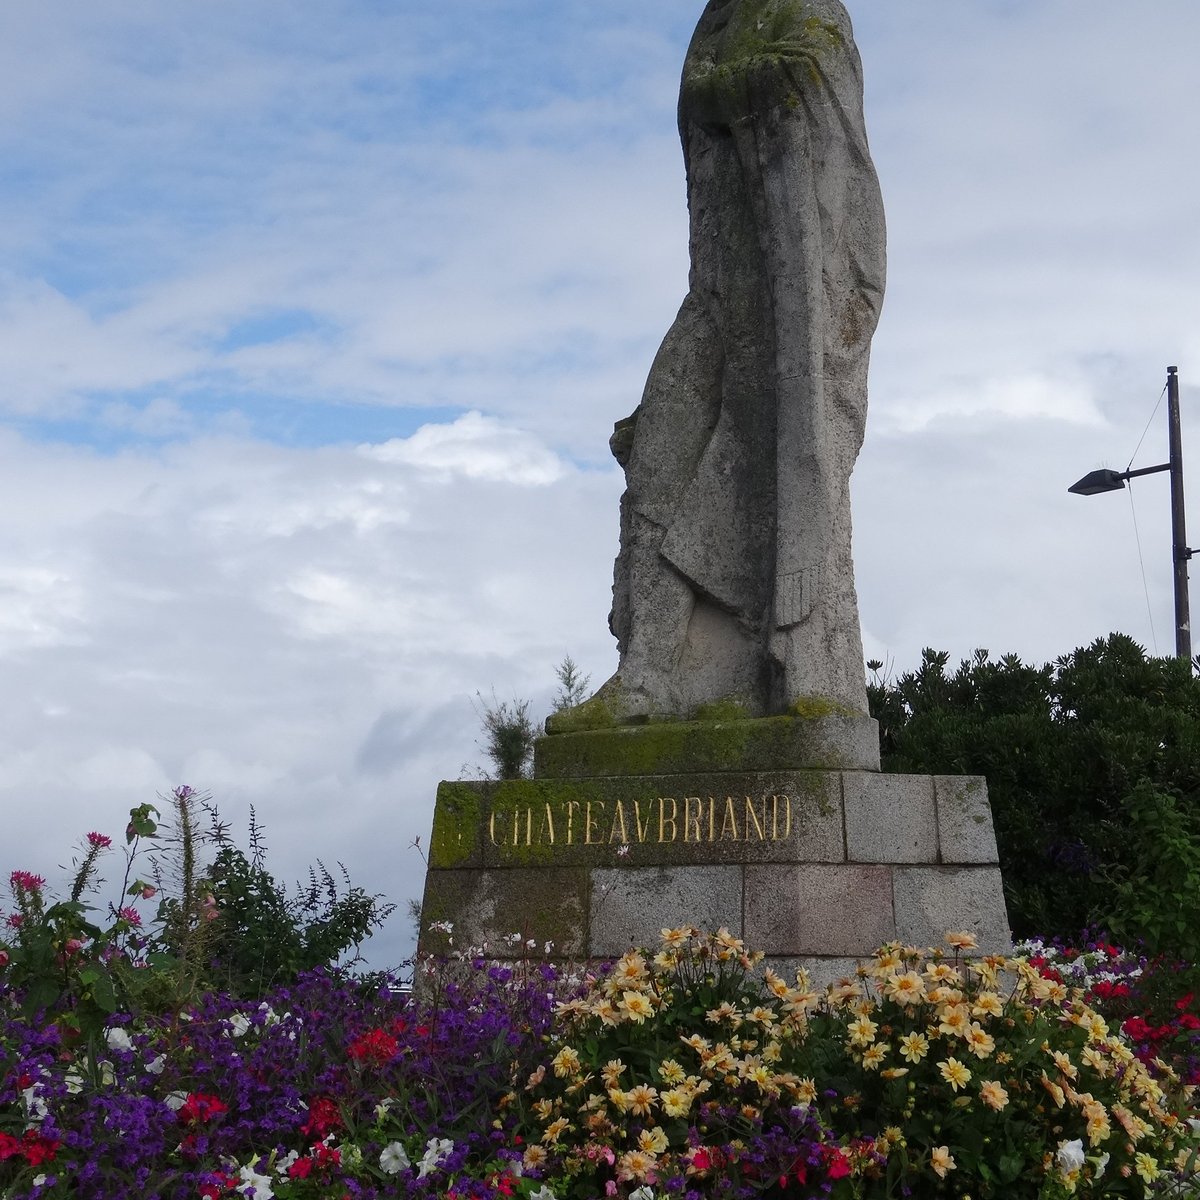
[144,1054,166,1076]
[630,1188,655,1200]
[417,1137,454,1178]
[1056,1139,1085,1175]
[105,1027,134,1053]
[427,919,453,934]
[164,1090,189,1112]
[237,1163,275,1198]
[257,1003,282,1026]
[530,1187,557,1200]
[1092,1151,1110,1179]
[275,1150,299,1175]
[22,1084,48,1123]
[64,1071,84,1094]
[375,1097,395,1121]
[379,1141,411,1174]
[227,1013,252,1038]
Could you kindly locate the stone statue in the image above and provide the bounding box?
[598,0,885,723]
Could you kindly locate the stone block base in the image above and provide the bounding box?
[418,770,1011,970]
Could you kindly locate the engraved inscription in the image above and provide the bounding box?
[488,795,794,850]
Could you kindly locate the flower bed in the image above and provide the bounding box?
[2,925,1199,1199]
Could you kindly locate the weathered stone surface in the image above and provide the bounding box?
[590,865,742,957]
[893,867,1011,953]
[536,713,880,776]
[844,773,937,864]
[547,0,884,729]
[745,864,895,957]
[934,776,1000,864]
[426,772,847,870]
[420,868,589,958]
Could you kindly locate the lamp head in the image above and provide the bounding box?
[1068,468,1126,496]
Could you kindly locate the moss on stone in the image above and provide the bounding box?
[428,783,484,869]
[691,696,753,723]
[787,695,859,721]
[544,692,618,735]
[535,711,878,779]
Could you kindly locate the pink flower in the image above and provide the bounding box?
[117,907,142,927]
[86,832,112,849]
[9,871,46,893]
[140,885,157,900]
[0,950,9,969]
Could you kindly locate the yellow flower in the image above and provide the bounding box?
[652,950,677,971]
[680,1032,711,1054]
[522,1145,549,1170]
[924,962,962,984]
[533,1098,554,1120]
[898,1032,930,1063]
[601,1059,626,1088]
[938,1057,971,1091]
[622,991,655,1023]
[607,1088,630,1114]
[829,977,864,1003]
[594,999,620,1026]
[937,1004,971,1039]
[847,1014,879,1046]
[542,1117,570,1144]
[880,1066,909,1080]
[1040,1072,1066,1109]
[713,926,744,951]
[930,1145,956,1177]
[658,1058,686,1084]
[1134,1152,1160,1183]
[965,1022,996,1059]
[616,1149,657,1182]
[627,1084,657,1116]
[705,1001,740,1025]
[794,1077,817,1105]
[639,1127,669,1155]
[613,951,649,983]
[884,971,926,1005]
[551,1047,581,1078]
[660,925,695,948]
[660,1087,692,1118]
[979,1079,1009,1110]
[1051,1050,1078,1079]
[860,1044,887,1070]
[972,991,1004,1019]
[945,931,978,951]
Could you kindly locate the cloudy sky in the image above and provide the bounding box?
[2,1,1197,968]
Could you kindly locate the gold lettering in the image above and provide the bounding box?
[585,800,607,845]
[720,796,739,841]
[743,795,766,841]
[684,796,703,842]
[566,800,581,845]
[525,806,534,847]
[707,796,716,843]
[535,803,556,846]
[489,809,504,847]
[633,800,654,843]
[609,799,630,844]
[511,807,520,846]
[658,797,678,843]
[771,794,793,840]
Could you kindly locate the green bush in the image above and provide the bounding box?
[868,634,1200,951]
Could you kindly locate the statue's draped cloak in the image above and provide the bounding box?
[611,0,885,715]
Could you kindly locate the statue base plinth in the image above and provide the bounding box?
[418,757,1012,977]
[534,713,880,778]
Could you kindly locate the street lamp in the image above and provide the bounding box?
[1068,366,1194,661]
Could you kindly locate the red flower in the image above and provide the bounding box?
[301,1095,342,1140]
[178,1092,229,1125]
[9,871,46,893]
[821,1145,852,1180]
[289,1157,315,1180]
[86,831,113,848]
[17,1130,60,1167]
[1177,992,1194,1012]
[0,1133,22,1161]
[347,1027,399,1067]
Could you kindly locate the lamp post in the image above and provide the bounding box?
[1068,366,1194,662]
